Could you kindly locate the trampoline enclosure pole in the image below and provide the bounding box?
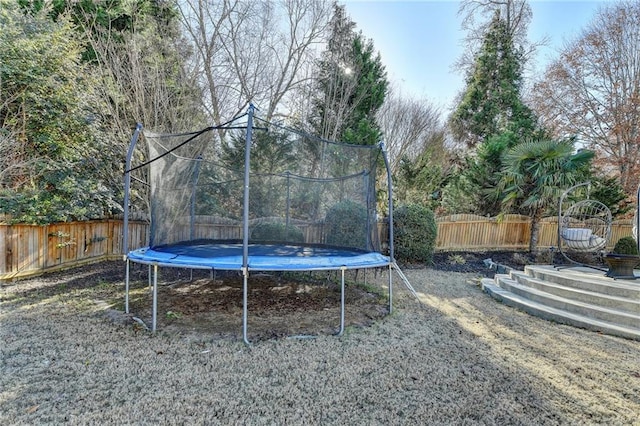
[123,124,141,320]
[285,171,291,235]
[242,104,254,345]
[380,142,394,262]
[123,123,143,259]
[242,105,254,269]
[190,156,203,240]
[380,142,394,312]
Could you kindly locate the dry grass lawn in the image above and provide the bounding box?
[1,261,639,425]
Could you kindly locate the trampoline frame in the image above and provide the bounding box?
[122,105,398,343]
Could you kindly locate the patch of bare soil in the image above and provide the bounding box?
[124,268,388,340]
[7,261,387,341]
[429,250,538,274]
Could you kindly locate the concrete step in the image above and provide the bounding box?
[509,270,640,315]
[481,279,640,341]
[494,274,640,329]
[524,265,640,300]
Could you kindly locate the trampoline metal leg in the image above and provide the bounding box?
[338,267,346,336]
[242,268,250,345]
[152,264,158,333]
[388,264,393,315]
[125,259,130,314]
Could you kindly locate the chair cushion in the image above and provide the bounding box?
[561,227,592,242]
[562,228,606,251]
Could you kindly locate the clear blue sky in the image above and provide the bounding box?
[342,0,610,109]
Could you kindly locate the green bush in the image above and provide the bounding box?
[325,200,368,249]
[612,236,638,255]
[250,222,304,243]
[393,203,437,264]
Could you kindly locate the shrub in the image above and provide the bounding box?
[393,203,437,264]
[325,200,368,249]
[612,236,638,256]
[251,222,304,243]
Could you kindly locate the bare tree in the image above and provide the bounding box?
[74,1,205,137]
[459,0,532,43]
[88,33,204,135]
[72,5,207,220]
[377,87,444,174]
[179,0,332,125]
[531,1,640,194]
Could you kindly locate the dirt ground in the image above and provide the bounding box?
[124,264,390,340]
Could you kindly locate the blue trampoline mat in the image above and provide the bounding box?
[127,241,390,271]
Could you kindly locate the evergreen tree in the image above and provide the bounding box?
[17,0,177,62]
[309,4,388,146]
[444,8,541,217]
[450,10,537,148]
[0,4,116,223]
[220,130,298,218]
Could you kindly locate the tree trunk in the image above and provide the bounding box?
[529,210,542,253]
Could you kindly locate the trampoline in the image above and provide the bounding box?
[122,105,406,343]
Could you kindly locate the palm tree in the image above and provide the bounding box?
[498,139,594,252]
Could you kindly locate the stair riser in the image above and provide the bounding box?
[482,282,640,341]
[525,269,640,300]
[511,274,640,314]
[496,278,640,329]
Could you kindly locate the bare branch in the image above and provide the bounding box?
[377,87,444,174]
[531,1,640,193]
[179,0,332,125]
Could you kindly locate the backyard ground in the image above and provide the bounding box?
[1,252,639,424]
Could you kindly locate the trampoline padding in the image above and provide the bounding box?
[127,242,390,271]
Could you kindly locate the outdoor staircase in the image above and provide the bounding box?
[481,265,640,341]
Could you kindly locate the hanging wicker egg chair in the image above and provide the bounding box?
[557,182,612,269]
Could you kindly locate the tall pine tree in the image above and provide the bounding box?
[443,8,540,216]
[450,10,537,148]
[309,4,388,146]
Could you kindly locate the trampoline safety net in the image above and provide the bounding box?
[142,118,385,253]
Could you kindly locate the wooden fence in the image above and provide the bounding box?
[0,219,148,280]
[0,215,633,280]
[434,214,632,252]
